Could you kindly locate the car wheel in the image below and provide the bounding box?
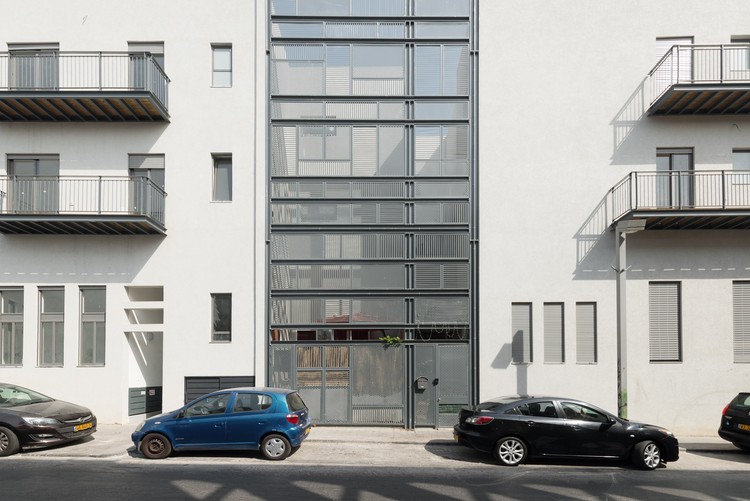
[140,433,172,460]
[632,440,661,470]
[261,434,291,460]
[0,426,20,457]
[733,442,750,452]
[494,437,527,466]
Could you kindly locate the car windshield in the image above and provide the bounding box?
[0,385,54,408]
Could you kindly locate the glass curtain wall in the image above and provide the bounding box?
[268,0,477,426]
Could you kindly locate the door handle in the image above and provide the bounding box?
[571,425,581,431]
[527,421,536,427]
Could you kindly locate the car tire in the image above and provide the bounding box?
[632,440,661,470]
[732,442,750,452]
[0,426,20,457]
[261,434,291,460]
[494,436,527,466]
[140,433,172,460]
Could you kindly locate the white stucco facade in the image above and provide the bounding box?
[1,1,749,436]
[479,0,750,435]
[0,0,267,423]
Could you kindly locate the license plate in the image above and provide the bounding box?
[304,427,310,436]
[739,423,750,431]
[74,422,93,432]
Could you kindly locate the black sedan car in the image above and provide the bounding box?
[0,383,96,456]
[454,395,679,470]
[718,392,750,451]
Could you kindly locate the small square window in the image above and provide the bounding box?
[212,45,232,87]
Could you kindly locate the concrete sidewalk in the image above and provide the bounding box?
[18,423,736,460]
[20,423,458,459]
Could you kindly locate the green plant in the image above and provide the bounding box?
[379,335,402,346]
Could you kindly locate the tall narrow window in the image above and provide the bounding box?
[733,281,750,363]
[128,154,165,217]
[0,289,23,366]
[39,288,64,367]
[211,293,232,342]
[8,155,60,213]
[212,155,233,201]
[80,287,105,366]
[511,303,532,364]
[212,45,232,87]
[8,43,59,90]
[544,303,564,364]
[576,302,597,364]
[649,282,682,362]
[656,148,694,208]
[128,42,164,90]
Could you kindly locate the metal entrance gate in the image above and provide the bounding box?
[413,344,470,428]
[270,343,469,427]
[270,344,406,425]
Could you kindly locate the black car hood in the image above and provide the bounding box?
[8,400,93,421]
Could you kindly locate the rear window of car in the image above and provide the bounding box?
[731,393,750,410]
[286,392,307,412]
[476,396,522,412]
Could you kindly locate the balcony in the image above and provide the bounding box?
[0,52,169,121]
[0,175,166,235]
[648,44,750,115]
[609,171,750,230]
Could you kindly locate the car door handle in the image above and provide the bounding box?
[527,421,536,427]
[571,425,582,431]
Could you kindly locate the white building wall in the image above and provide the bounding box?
[480,0,750,435]
[0,0,264,423]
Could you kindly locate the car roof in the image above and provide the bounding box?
[208,387,295,395]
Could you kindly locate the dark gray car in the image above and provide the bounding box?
[0,383,96,456]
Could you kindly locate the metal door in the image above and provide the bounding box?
[414,344,469,428]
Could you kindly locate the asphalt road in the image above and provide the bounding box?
[4,458,750,501]
[8,438,750,501]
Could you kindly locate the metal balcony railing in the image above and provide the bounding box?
[610,170,750,225]
[0,51,169,109]
[649,44,750,105]
[0,175,166,225]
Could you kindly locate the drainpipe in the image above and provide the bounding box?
[615,219,646,419]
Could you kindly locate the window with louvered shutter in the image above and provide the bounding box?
[649,282,682,362]
[733,281,750,363]
[544,303,564,364]
[576,302,597,364]
[512,303,532,364]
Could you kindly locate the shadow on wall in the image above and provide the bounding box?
[611,77,649,165]
[573,195,616,280]
[492,342,528,396]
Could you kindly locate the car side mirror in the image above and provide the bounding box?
[608,416,617,425]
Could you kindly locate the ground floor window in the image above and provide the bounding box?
[511,303,532,364]
[39,287,64,367]
[649,282,682,362]
[733,281,750,363]
[1,288,23,366]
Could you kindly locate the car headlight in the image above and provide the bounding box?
[22,417,61,426]
[134,420,146,433]
[656,427,674,437]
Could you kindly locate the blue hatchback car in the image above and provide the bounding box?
[131,387,312,460]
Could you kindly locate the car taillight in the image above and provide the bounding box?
[722,404,730,416]
[466,415,494,425]
[286,413,300,425]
